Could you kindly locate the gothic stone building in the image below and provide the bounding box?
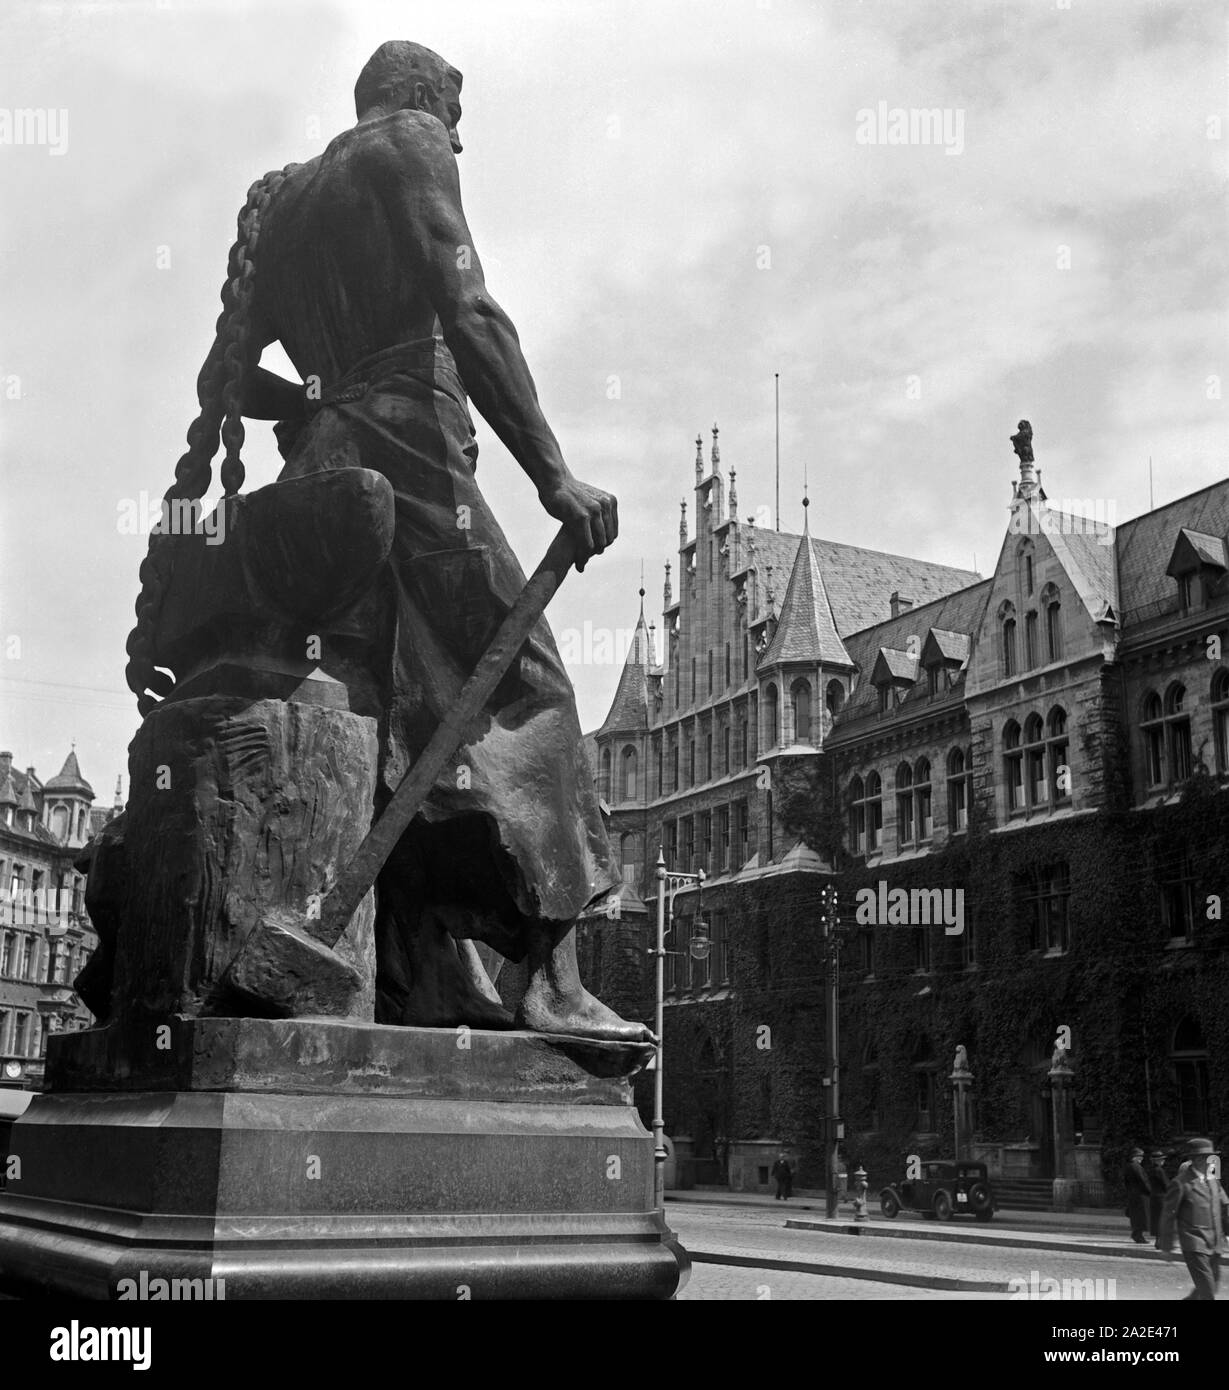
[0,750,110,1090]
[582,424,1229,1204]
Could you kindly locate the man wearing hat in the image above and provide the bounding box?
[1155,1138,1229,1299]
[1123,1146,1151,1244]
[1147,1148,1169,1242]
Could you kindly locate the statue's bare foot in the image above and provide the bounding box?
[515,977,655,1044]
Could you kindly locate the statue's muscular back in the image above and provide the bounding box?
[256,113,453,388]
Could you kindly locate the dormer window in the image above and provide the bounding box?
[920,629,969,699]
[872,647,918,714]
[1166,527,1227,615]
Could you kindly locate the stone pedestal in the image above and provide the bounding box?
[0,1018,689,1300]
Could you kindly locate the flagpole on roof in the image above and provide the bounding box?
[775,372,780,532]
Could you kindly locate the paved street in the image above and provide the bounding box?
[670,1201,1198,1301]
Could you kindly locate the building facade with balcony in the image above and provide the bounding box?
[0,749,113,1090]
[584,422,1229,1204]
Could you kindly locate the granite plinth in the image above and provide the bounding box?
[0,1019,688,1300]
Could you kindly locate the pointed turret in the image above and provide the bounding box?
[44,749,94,799]
[597,592,654,735]
[760,500,852,668]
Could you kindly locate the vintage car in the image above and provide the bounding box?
[878,1160,995,1221]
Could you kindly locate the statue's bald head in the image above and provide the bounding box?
[355,40,462,118]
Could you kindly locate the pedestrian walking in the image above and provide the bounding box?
[771,1152,793,1201]
[1123,1146,1151,1243]
[1155,1138,1229,1300]
[1147,1148,1169,1241]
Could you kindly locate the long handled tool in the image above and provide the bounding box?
[221,525,577,1014]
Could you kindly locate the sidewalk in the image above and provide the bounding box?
[665,1187,1161,1258]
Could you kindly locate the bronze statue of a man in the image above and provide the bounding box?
[128,41,647,1043]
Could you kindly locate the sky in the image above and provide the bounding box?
[0,0,1225,803]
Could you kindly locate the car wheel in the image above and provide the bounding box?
[880,1188,900,1219]
[968,1181,994,1221]
[932,1189,953,1221]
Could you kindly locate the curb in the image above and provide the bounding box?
[664,1193,1120,1235]
[783,1218,1166,1261]
[688,1248,1006,1293]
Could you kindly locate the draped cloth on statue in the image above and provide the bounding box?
[274,338,619,965]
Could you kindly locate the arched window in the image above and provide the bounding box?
[1047,707,1070,803]
[619,831,642,887]
[599,748,612,801]
[1041,583,1063,661]
[1213,669,1229,775]
[765,683,779,748]
[621,746,637,801]
[791,678,812,744]
[848,775,866,854]
[1018,539,1035,597]
[826,680,845,718]
[914,757,933,840]
[912,1035,937,1130]
[1000,602,1017,678]
[946,747,969,832]
[896,762,914,846]
[1004,719,1024,811]
[50,805,68,841]
[849,773,883,855]
[1171,1018,1211,1134]
[1024,611,1038,668]
[1167,688,1192,781]
[865,771,883,852]
[1142,691,1164,787]
[1024,714,1046,808]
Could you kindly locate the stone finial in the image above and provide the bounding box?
[695,434,703,484]
[664,560,672,608]
[729,468,738,520]
[679,500,688,547]
[711,422,720,468]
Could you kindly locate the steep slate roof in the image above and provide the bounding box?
[596,609,653,734]
[0,774,16,807]
[1042,509,1118,620]
[740,524,979,635]
[1116,480,1229,621]
[836,578,994,725]
[760,516,852,667]
[44,749,94,798]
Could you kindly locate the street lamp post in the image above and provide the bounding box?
[651,850,705,1212]
[822,884,841,1220]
